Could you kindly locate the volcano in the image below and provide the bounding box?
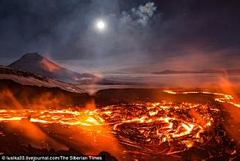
[9,53,99,83]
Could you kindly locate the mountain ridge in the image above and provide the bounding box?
[9,53,99,83]
[153,69,240,75]
[0,65,84,93]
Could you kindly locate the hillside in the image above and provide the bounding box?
[9,53,99,84]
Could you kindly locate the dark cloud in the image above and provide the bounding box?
[0,0,240,71]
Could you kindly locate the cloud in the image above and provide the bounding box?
[120,2,157,26]
[0,0,240,72]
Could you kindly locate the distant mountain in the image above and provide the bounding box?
[227,69,240,74]
[0,65,84,93]
[9,53,99,84]
[153,69,240,75]
[111,64,240,75]
[154,70,196,74]
[200,69,225,74]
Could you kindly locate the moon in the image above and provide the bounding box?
[95,19,107,32]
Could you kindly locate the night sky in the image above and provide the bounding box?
[0,0,240,72]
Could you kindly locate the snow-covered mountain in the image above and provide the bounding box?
[0,65,84,93]
[9,53,99,84]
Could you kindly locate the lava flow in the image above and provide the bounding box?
[163,90,240,108]
[0,90,239,156]
[0,102,215,155]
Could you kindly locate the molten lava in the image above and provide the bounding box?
[0,90,239,156]
[0,102,214,155]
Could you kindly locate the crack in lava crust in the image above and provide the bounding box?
[100,103,214,155]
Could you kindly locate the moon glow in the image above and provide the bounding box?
[95,19,107,32]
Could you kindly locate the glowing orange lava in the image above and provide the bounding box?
[0,90,239,155]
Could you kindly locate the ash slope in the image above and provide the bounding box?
[0,66,84,93]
